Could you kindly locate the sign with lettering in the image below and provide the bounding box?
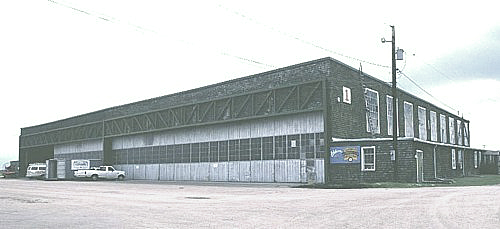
[71,160,90,170]
[330,146,360,164]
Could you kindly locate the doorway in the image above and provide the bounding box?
[416,150,424,183]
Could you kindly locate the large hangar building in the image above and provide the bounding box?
[19,57,481,183]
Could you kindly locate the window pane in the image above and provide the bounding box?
[275,136,286,159]
[457,120,463,145]
[288,135,299,159]
[229,140,239,161]
[365,88,380,134]
[362,147,375,171]
[240,139,250,161]
[449,117,455,144]
[262,137,274,160]
[191,143,200,163]
[219,141,228,162]
[200,142,209,162]
[404,102,414,137]
[315,133,325,159]
[251,138,262,161]
[430,111,437,141]
[464,122,469,146]
[210,142,218,162]
[301,133,315,159]
[167,145,174,163]
[418,107,427,140]
[440,114,447,143]
[183,144,191,163]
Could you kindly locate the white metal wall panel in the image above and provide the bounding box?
[190,163,210,181]
[118,164,134,180]
[239,161,251,182]
[274,160,301,182]
[54,139,103,155]
[175,163,191,180]
[228,161,240,182]
[250,161,263,182]
[300,160,307,183]
[212,123,229,141]
[315,159,325,183]
[181,127,196,144]
[238,123,251,139]
[112,137,123,150]
[159,164,175,181]
[194,126,210,143]
[132,164,146,180]
[262,160,275,182]
[145,164,159,180]
[132,136,144,148]
[113,112,323,149]
[274,160,286,182]
[209,162,228,181]
[288,160,301,182]
[121,136,132,149]
[116,159,325,183]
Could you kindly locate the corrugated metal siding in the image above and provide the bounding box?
[238,161,251,182]
[191,163,209,181]
[315,159,325,183]
[112,112,323,150]
[209,162,228,181]
[159,164,175,180]
[133,164,146,180]
[54,139,103,155]
[145,164,159,180]
[117,159,325,183]
[175,163,190,181]
[110,112,325,183]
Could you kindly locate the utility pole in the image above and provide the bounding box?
[382,25,399,181]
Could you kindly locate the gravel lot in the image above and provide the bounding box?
[1,179,499,228]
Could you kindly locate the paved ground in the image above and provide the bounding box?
[1,179,499,228]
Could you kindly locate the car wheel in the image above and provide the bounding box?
[117,175,125,181]
[91,174,98,181]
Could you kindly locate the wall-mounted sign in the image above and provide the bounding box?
[71,160,90,170]
[330,146,360,164]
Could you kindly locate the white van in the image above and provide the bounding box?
[26,163,46,179]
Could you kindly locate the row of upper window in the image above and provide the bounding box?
[360,87,470,146]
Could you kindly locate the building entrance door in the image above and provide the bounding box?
[416,150,424,183]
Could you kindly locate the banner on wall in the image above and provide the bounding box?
[330,146,360,164]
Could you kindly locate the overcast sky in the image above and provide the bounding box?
[1,0,499,166]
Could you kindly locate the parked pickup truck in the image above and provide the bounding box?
[74,166,125,181]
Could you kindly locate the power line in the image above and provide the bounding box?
[397,70,458,113]
[46,0,276,69]
[217,4,390,69]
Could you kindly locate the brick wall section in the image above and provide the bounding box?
[329,139,480,183]
[326,59,470,142]
[329,140,418,183]
[323,58,474,183]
